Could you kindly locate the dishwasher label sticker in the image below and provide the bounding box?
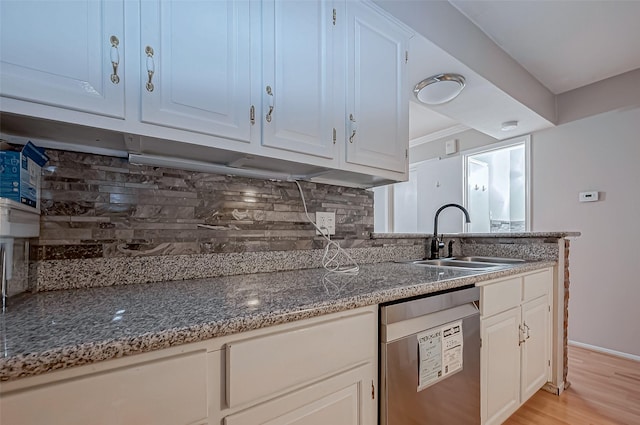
[441,320,464,378]
[416,320,464,392]
[417,328,442,391]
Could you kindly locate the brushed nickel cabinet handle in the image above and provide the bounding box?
[145,46,155,92]
[349,114,357,143]
[110,35,120,84]
[265,85,274,123]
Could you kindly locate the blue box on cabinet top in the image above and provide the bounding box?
[0,141,48,209]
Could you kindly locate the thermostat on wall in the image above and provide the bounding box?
[579,191,599,202]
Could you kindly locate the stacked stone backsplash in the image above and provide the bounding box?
[26,149,424,292]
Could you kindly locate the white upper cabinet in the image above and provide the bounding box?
[0,0,411,185]
[0,0,125,118]
[344,1,409,174]
[139,0,252,143]
[260,0,338,162]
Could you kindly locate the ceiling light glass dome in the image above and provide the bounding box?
[413,73,466,105]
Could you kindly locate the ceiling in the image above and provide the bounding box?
[408,0,640,142]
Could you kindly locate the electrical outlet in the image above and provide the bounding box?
[315,212,336,236]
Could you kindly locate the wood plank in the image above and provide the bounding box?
[505,345,640,425]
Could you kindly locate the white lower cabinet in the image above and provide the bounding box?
[481,306,521,425]
[212,307,378,425]
[0,306,377,425]
[223,363,374,425]
[0,349,209,425]
[520,295,551,402]
[479,268,553,425]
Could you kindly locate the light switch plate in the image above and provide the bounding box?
[315,212,336,236]
[445,139,458,155]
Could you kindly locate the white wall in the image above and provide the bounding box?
[532,107,640,357]
[509,147,526,222]
[372,186,389,233]
[393,168,418,233]
[373,158,463,233]
[477,149,512,221]
[415,157,464,234]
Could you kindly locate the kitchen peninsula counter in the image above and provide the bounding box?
[0,260,555,382]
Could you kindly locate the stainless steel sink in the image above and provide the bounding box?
[403,256,524,270]
[448,256,525,264]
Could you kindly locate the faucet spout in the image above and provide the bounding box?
[430,203,471,259]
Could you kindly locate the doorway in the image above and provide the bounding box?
[464,136,530,233]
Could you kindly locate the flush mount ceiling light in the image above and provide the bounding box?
[413,73,466,105]
[501,120,519,131]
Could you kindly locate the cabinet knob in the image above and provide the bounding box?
[109,35,120,84]
[145,46,155,92]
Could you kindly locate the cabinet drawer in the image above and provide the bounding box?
[225,310,375,408]
[523,269,552,302]
[481,277,522,317]
[0,351,208,425]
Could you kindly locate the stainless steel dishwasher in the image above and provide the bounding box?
[380,286,480,425]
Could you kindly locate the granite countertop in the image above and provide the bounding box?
[371,231,581,239]
[0,260,555,382]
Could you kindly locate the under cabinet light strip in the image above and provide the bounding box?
[128,153,302,181]
[1,133,129,158]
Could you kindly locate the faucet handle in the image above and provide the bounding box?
[447,240,455,258]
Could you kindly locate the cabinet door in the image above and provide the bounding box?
[481,307,521,425]
[140,0,252,143]
[520,295,551,402]
[344,2,409,173]
[223,363,375,425]
[225,309,375,408]
[0,0,124,118]
[260,0,338,160]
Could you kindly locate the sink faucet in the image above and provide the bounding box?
[430,203,471,259]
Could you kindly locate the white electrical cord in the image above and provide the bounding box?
[294,180,360,275]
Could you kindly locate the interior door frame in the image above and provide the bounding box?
[462,135,532,232]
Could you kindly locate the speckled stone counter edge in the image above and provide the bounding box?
[1,261,555,382]
[372,232,581,239]
[33,245,425,291]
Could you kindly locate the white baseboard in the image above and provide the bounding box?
[568,340,640,362]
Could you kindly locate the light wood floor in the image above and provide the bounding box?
[505,345,640,425]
